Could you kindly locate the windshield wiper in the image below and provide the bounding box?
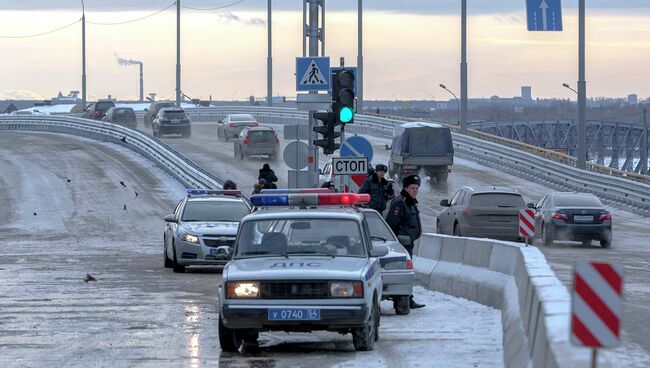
[371,236,387,242]
[284,251,336,258]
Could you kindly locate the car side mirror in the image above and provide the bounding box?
[397,235,412,247]
[384,144,391,151]
[144,108,148,112]
[164,214,176,222]
[440,199,449,207]
[527,202,535,209]
[370,243,389,257]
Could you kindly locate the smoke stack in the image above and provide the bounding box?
[139,62,144,102]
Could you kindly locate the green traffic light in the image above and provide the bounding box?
[339,107,354,123]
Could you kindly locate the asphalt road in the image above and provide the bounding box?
[142,120,650,365]
[0,131,503,367]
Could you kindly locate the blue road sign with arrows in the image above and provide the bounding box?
[296,57,330,91]
[341,135,373,163]
[527,0,562,32]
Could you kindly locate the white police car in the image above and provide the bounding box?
[163,189,251,273]
[218,190,389,352]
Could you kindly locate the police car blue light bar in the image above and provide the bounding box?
[250,193,370,207]
[260,188,330,194]
[186,189,241,197]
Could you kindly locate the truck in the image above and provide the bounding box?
[385,122,454,184]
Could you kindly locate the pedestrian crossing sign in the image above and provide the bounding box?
[296,56,330,91]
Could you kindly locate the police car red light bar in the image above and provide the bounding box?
[186,189,241,197]
[250,193,369,207]
[260,188,330,194]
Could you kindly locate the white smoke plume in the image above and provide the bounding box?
[114,53,142,66]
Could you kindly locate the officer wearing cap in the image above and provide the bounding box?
[385,174,425,309]
[358,163,394,214]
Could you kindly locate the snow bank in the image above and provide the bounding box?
[414,234,614,368]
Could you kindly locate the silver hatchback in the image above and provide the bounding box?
[233,126,280,161]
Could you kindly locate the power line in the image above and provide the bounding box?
[86,3,176,26]
[0,18,81,39]
[181,0,245,11]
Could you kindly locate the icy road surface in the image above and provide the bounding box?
[0,132,503,367]
[145,120,650,365]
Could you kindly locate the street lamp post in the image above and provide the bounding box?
[176,0,181,107]
[267,0,272,106]
[81,0,86,111]
[460,0,468,134]
[577,0,587,169]
[562,83,578,95]
[440,84,460,125]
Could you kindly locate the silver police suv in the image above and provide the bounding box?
[218,191,389,352]
[163,189,251,273]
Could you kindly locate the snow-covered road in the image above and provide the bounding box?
[0,132,503,367]
[144,120,650,365]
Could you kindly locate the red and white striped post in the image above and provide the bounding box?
[572,261,624,368]
[518,209,535,246]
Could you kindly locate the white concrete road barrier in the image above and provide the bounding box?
[414,234,613,368]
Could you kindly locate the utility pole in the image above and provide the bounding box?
[267,0,272,106]
[577,0,587,169]
[305,0,324,187]
[81,0,86,111]
[641,109,648,175]
[357,0,363,112]
[460,0,468,134]
[176,0,181,107]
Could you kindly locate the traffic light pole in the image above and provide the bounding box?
[357,0,363,112]
[306,0,323,187]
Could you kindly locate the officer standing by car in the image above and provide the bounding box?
[258,163,278,189]
[385,174,425,309]
[358,164,394,214]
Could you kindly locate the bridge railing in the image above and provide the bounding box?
[0,115,223,190]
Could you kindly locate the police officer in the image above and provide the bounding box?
[358,164,394,214]
[385,174,425,309]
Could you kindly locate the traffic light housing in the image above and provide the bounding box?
[332,69,355,125]
[313,111,341,155]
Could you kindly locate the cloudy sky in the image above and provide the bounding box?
[1,1,649,101]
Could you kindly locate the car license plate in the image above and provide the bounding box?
[574,215,593,222]
[268,308,320,321]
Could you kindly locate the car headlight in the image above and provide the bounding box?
[330,281,363,298]
[182,233,199,244]
[226,281,260,299]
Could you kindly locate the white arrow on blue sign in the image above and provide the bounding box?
[526,0,562,32]
[341,135,373,163]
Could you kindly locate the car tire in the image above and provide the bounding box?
[600,237,612,248]
[218,313,242,353]
[393,296,410,315]
[542,223,553,247]
[234,145,239,158]
[171,242,185,273]
[164,239,173,269]
[436,220,443,234]
[453,222,462,237]
[352,297,378,351]
[240,151,245,161]
[152,125,158,138]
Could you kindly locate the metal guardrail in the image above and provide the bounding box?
[3,107,648,213]
[0,115,223,190]
[177,106,650,214]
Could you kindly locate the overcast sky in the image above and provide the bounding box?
[1,1,649,101]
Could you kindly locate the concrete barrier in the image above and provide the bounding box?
[414,233,612,368]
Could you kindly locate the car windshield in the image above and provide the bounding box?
[553,195,603,207]
[470,193,525,207]
[181,200,249,222]
[231,114,256,122]
[157,102,175,110]
[235,218,366,258]
[363,211,397,241]
[162,110,187,119]
[115,108,135,117]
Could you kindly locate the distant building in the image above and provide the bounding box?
[51,90,80,105]
[627,94,638,105]
[521,86,532,100]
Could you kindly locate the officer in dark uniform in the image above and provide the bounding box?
[358,163,394,214]
[385,174,425,309]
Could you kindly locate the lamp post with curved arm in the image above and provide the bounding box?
[439,84,460,125]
